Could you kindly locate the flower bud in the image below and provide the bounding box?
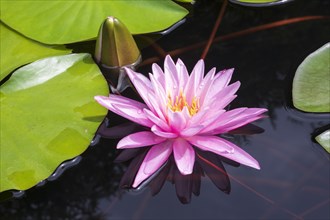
[95,16,141,93]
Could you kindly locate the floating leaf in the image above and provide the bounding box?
[292,43,330,112]
[0,1,188,44]
[0,54,108,192]
[0,22,71,81]
[315,130,330,153]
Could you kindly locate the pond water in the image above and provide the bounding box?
[1,0,329,219]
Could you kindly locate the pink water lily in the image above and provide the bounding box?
[95,55,267,188]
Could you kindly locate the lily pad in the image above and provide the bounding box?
[0,22,71,81]
[292,43,330,112]
[0,1,188,44]
[315,130,330,153]
[0,53,108,192]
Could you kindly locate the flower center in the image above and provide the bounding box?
[167,92,200,116]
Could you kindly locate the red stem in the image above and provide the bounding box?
[140,16,330,67]
[299,198,330,218]
[200,0,228,60]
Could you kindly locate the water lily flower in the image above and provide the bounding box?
[95,55,267,188]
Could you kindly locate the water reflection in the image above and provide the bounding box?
[115,148,233,204]
[101,116,264,204]
[229,0,295,7]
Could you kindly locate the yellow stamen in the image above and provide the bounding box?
[167,91,200,116]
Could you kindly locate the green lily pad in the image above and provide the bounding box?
[315,129,330,153]
[0,22,71,82]
[0,53,108,192]
[0,1,188,44]
[292,43,330,112]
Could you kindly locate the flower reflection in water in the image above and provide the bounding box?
[97,111,265,204]
[116,147,234,204]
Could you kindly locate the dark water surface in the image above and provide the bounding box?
[1,0,329,219]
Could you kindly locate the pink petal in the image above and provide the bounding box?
[143,142,173,175]
[208,81,241,102]
[204,95,237,121]
[186,109,225,133]
[202,81,240,110]
[117,131,166,149]
[148,73,167,119]
[200,107,247,134]
[187,108,210,127]
[204,67,217,80]
[217,116,265,134]
[146,92,166,121]
[199,109,226,128]
[152,63,165,86]
[149,73,166,102]
[200,69,234,104]
[181,106,192,122]
[94,95,153,127]
[164,55,179,97]
[95,94,146,109]
[144,108,170,131]
[208,108,267,135]
[175,59,189,91]
[196,67,216,104]
[188,135,234,153]
[125,68,161,115]
[167,109,187,133]
[192,60,205,86]
[180,125,204,137]
[223,115,266,131]
[173,138,195,175]
[132,141,173,188]
[184,59,204,104]
[151,125,178,138]
[188,135,260,170]
[125,68,152,91]
[127,74,155,112]
[212,68,234,91]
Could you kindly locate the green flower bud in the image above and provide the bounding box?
[95,16,141,93]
